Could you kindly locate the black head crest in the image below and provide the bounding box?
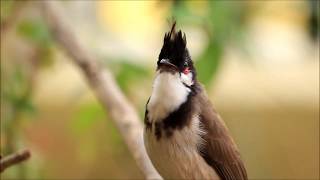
[163,21,186,47]
[158,21,191,70]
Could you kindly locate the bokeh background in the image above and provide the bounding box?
[1,0,319,179]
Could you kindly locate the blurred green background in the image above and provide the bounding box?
[1,0,319,179]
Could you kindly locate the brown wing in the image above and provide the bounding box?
[197,90,248,180]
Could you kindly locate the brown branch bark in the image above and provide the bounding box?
[40,1,161,179]
[0,149,31,173]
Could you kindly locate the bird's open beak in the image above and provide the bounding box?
[159,59,178,70]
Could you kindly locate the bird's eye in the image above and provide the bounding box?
[183,61,188,67]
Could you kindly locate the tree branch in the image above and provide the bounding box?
[0,149,31,173]
[40,1,161,179]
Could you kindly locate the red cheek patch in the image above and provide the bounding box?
[183,67,190,74]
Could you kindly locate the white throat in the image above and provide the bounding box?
[147,71,193,122]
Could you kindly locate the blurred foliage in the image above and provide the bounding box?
[71,102,105,134]
[70,101,130,155]
[0,0,14,22]
[17,20,53,48]
[17,19,55,67]
[0,63,35,179]
[1,5,54,180]
[308,0,320,40]
[1,17,56,151]
[111,61,151,93]
[2,68,36,115]
[171,1,246,86]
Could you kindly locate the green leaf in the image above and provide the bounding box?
[15,98,36,114]
[195,41,222,86]
[17,20,52,48]
[71,103,105,134]
[114,61,150,92]
[2,68,27,104]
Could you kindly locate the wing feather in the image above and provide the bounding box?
[197,90,248,180]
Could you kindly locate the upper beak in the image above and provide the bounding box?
[159,59,178,69]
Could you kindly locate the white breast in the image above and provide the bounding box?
[147,71,190,122]
[144,116,220,179]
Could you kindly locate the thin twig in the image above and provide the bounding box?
[40,1,161,179]
[0,149,31,173]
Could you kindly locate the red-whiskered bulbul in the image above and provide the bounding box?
[144,22,247,180]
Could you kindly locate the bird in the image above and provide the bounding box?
[143,22,247,180]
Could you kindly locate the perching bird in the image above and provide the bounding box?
[144,22,247,180]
